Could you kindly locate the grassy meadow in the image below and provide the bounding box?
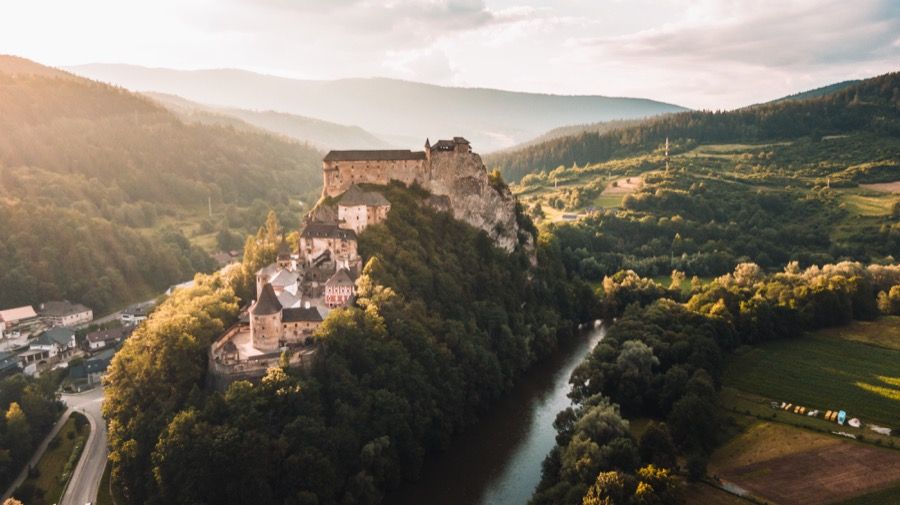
[724,317,900,426]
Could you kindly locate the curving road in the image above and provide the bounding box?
[60,387,107,505]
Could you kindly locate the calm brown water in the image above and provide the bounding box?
[387,322,606,505]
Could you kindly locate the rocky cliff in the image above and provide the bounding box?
[425,150,524,253]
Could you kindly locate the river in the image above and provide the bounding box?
[388,321,606,505]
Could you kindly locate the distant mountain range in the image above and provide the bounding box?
[145,92,392,150]
[67,64,688,152]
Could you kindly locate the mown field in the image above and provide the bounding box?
[724,318,900,426]
[709,418,900,505]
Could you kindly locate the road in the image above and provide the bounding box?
[0,387,107,504]
[60,387,107,505]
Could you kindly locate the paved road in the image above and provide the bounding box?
[60,387,107,505]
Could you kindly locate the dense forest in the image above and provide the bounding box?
[486,72,900,181]
[102,183,595,504]
[0,372,65,491]
[530,262,900,505]
[0,56,323,312]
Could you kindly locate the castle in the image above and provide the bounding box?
[322,137,471,198]
[209,137,524,388]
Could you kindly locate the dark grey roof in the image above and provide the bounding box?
[86,327,127,343]
[326,268,355,287]
[250,284,283,316]
[338,185,390,207]
[432,137,471,151]
[277,238,292,259]
[283,307,323,323]
[35,327,74,346]
[323,150,426,163]
[301,222,357,240]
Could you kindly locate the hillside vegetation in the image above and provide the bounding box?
[0,56,323,312]
[103,184,594,504]
[487,72,900,181]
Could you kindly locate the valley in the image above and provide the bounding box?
[0,46,897,505]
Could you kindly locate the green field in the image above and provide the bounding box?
[14,413,89,505]
[724,319,900,426]
[838,190,898,217]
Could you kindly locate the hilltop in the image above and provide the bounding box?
[0,56,324,312]
[66,63,688,152]
[486,72,900,181]
[145,92,393,150]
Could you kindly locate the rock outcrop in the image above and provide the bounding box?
[425,150,521,252]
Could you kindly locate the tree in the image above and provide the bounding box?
[638,423,676,469]
[4,402,31,463]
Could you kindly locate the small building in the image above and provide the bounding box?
[120,305,150,326]
[86,327,129,350]
[30,327,77,358]
[38,301,93,327]
[325,268,356,308]
[337,185,391,234]
[282,305,323,344]
[299,223,358,264]
[0,305,38,337]
[68,347,117,384]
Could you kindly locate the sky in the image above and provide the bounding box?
[1,0,898,109]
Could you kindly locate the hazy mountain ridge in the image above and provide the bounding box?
[67,63,688,152]
[485,72,900,180]
[145,92,393,150]
[0,56,324,312]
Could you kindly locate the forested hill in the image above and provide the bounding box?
[486,72,900,181]
[0,55,323,312]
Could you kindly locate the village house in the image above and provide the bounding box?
[120,304,150,326]
[86,327,130,350]
[39,300,93,327]
[30,327,77,358]
[0,305,39,338]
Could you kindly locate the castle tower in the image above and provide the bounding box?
[250,284,284,352]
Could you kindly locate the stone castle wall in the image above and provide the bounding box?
[323,159,427,197]
[321,144,525,253]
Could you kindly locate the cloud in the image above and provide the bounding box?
[578,0,899,68]
[382,47,457,82]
